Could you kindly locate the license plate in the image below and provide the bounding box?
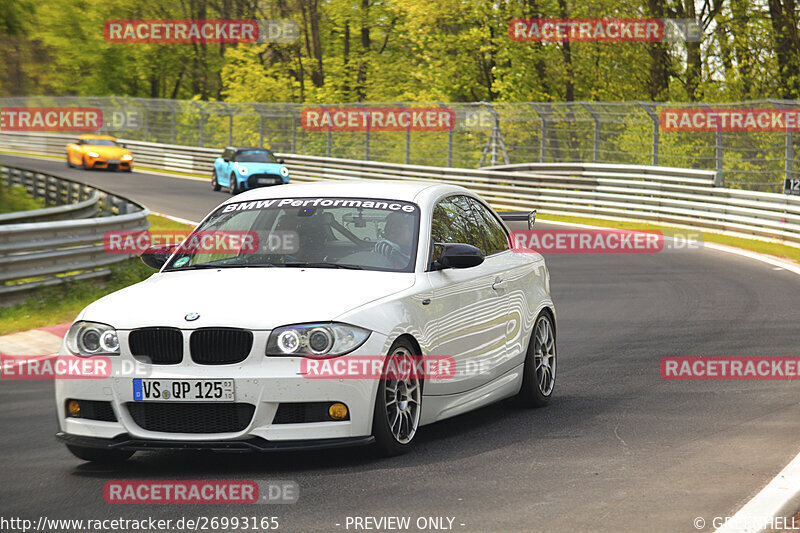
[107,160,120,164]
[258,177,279,184]
[133,379,234,402]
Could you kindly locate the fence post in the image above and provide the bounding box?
[582,102,600,162]
[191,101,205,147]
[715,130,724,186]
[786,130,794,193]
[437,102,453,167]
[170,101,177,144]
[259,107,265,147]
[363,105,370,161]
[530,103,548,162]
[478,103,509,167]
[289,106,297,153]
[638,101,659,166]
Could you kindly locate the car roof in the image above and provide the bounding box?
[79,134,116,140]
[223,180,473,206]
[225,146,272,152]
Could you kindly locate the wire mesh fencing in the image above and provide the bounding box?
[1,96,797,193]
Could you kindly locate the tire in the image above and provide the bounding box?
[66,444,134,463]
[515,311,557,407]
[371,337,422,456]
[230,173,239,195]
[82,156,91,170]
[211,170,221,191]
[66,154,73,168]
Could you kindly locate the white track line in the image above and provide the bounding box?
[540,218,800,533]
[151,212,200,226]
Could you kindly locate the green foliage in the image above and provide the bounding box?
[3,0,799,103]
[0,185,45,213]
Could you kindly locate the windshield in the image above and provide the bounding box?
[236,150,277,163]
[84,139,118,146]
[163,197,420,273]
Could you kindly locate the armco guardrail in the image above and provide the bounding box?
[1,131,798,248]
[1,165,150,299]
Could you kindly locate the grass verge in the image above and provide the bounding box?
[0,184,46,213]
[0,215,193,335]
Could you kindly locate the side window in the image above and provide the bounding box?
[429,195,483,264]
[222,149,233,161]
[467,198,510,256]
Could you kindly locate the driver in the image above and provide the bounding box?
[375,211,414,268]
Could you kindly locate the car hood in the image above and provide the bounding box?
[235,162,284,173]
[79,268,415,330]
[85,146,131,158]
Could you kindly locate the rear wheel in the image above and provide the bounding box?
[516,311,557,407]
[371,338,422,456]
[230,173,239,195]
[211,170,221,191]
[66,444,134,463]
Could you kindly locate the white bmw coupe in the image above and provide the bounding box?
[56,181,557,461]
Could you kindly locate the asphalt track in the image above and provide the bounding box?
[2,153,800,532]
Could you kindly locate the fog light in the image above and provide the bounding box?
[68,400,81,417]
[328,402,348,420]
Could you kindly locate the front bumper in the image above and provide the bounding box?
[87,158,133,170]
[245,174,287,189]
[55,331,388,446]
[56,432,374,452]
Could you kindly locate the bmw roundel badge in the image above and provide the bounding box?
[185,312,200,321]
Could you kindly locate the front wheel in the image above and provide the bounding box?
[211,170,221,191]
[66,154,73,168]
[371,338,422,456]
[515,311,557,407]
[230,173,239,195]
[66,444,134,463]
[82,157,91,170]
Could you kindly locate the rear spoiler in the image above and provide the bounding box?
[498,210,536,229]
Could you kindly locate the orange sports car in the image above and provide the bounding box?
[66,134,134,172]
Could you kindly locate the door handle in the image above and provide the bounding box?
[492,279,507,291]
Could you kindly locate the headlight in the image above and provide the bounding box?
[279,166,289,177]
[238,166,248,175]
[87,151,100,158]
[66,321,120,356]
[266,323,370,357]
[121,154,132,161]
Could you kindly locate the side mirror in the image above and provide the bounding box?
[120,143,127,148]
[434,243,484,270]
[528,209,537,229]
[278,158,285,164]
[140,244,175,269]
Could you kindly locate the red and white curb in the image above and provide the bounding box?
[0,323,69,356]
